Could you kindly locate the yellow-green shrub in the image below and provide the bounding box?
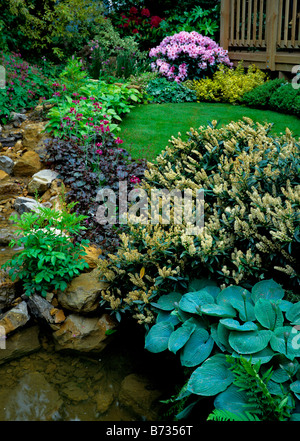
[186,62,267,104]
[98,119,300,324]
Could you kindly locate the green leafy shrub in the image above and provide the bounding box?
[145,278,300,420]
[243,80,300,117]
[242,78,286,109]
[269,83,300,117]
[158,4,220,39]
[1,202,90,297]
[146,77,196,103]
[185,62,267,104]
[98,118,300,324]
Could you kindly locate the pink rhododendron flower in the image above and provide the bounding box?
[149,31,232,82]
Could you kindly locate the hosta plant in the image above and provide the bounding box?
[145,278,300,420]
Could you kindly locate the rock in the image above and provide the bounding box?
[0,325,41,365]
[0,170,10,182]
[13,151,42,177]
[119,374,162,421]
[0,272,17,309]
[61,382,89,402]
[95,389,115,414]
[0,226,19,245]
[27,169,59,194]
[82,245,102,269]
[0,301,30,335]
[0,181,21,201]
[26,294,66,329]
[0,156,14,175]
[52,313,117,352]
[22,122,47,151]
[14,196,43,214]
[0,372,62,420]
[57,268,108,313]
[10,112,27,128]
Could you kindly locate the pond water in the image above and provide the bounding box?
[0,319,181,421]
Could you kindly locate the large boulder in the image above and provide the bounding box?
[57,268,109,313]
[13,151,42,176]
[52,313,117,352]
[0,325,41,365]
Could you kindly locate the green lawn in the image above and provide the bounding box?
[119,102,300,161]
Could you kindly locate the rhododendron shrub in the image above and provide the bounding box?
[149,31,232,82]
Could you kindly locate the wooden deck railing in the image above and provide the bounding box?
[220,0,300,72]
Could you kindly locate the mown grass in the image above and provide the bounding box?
[120,102,300,161]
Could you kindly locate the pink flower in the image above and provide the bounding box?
[96,149,103,155]
[114,137,123,144]
[130,175,141,184]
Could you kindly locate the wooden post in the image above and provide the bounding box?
[220,0,231,50]
[266,0,279,70]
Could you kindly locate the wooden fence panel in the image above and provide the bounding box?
[220,0,300,71]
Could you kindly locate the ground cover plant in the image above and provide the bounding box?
[146,77,196,103]
[149,30,232,83]
[0,51,54,124]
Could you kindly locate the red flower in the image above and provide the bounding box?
[150,16,162,28]
[129,7,138,15]
[141,8,150,17]
[132,28,139,34]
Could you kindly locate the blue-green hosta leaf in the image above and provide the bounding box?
[231,347,275,364]
[290,413,300,421]
[229,330,273,354]
[179,290,215,314]
[156,310,180,326]
[286,302,300,325]
[211,323,228,352]
[216,322,232,352]
[213,384,251,413]
[200,303,236,318]
[144,321,174,353]
[290,380,300,400]
[219,319,258,332]
[150,292,182,311]
[278,300,293,313]
[270,326,300,360]
[271,367,292,384]
[254,298,284,330]
[251,279,285,304]
[217,286,255,321]
[168,319,197,354]
[180,330,214,367]
[188,278,218,293]
[187,354,234,396]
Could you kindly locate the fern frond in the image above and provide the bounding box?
[207,409,261,421]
